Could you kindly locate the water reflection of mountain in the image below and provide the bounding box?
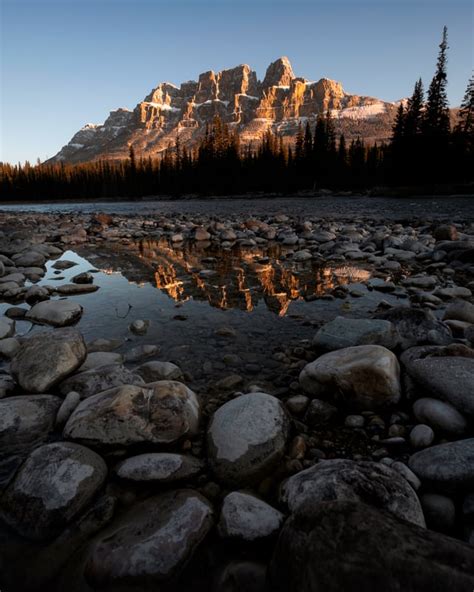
[91,239,371,316]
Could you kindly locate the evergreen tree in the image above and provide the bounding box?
[456,74,474,135]
[404,78,424,137]
[423,26,450,137]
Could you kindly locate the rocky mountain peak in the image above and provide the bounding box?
[262,56,295,89]
[51,57,400,164]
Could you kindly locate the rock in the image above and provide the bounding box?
[344,414,365,428]
[115,453,203,483]
[195,227,211,241]
[124,344,160,363]
[433,224,458,241]
[84,490,213,587]
[78,351,123,372]
[55,391,81,427]
[218,491,284,541]
[12,251,46,267]
[11,329,87,393]
[269,501,474,592]
[401,345,474,417]
[129,319,149,335]
[375,307,452,349]
[25,284,50,305]
[72,272,94,284]
[443,300,474,324]
[409,438,474,492]
[208,392,290,486]
[299,345,401,411]
[391,461,421,491]
[214,561,267,592]
[304,398,338,426]
[413,398,467,436]
[0,317,15,339]
[0,442,107,540]
[4,306,26,320]
[59,363,145,398]
[86,337,123,352]
[51,259,78,270]
[55,284,99,295]
[285,394,309,415]
[313,316,398,351]
[409,424,435,448]
[0,394,62,455]
[421,493,456,533]
[25,299,83,327]
[0,337,20,359]
[135,360,184,382]
[64,381,200,447]
[280,459,425,526]
[435,286,472,299]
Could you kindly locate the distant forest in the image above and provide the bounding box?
[1,28,473,200]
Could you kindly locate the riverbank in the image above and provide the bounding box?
[0,207,473,591]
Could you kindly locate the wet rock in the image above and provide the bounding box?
[299,345,401,411]
[135,360,183,382]
[11,328,86,393]
[313,316,399,351]
[124,344,160,363]
[51,259,78,270]
[280,459,425,527]
[84,490,213,587]
[64,381,200,447]
[59,363,145,398]
[55,283,99,295]
[12,250,46,267]
[401,345,474,417]
[409,438,474,492]
[0,394,62,455]
[0,442,107,540]
[72,272,94,284]
[269,501,474,592]
[375,307,452,349]
[413,398,467,436]
[129,318,149,335]
[435,286,472,299]
[208,392,290,486]
[25,285,50,305]
[285,394,309,415]
[218,491,284,541]
[25,299,83,327]
[115,453,203,483]
[0,317,15,340]
[86,337,124,352]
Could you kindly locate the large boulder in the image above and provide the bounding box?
[218,491,284,542]
[375,307,452,349]
[10,329,87,393]
[0,395,62,455]
[269,501,474,592]
[25,299,83,327]
[299,345,401,410]
[59,363,145,398]
[0,442,107,540]
[409,438,474,493]
[84,490,213,587]
[64,381,200,447]
[207,392,290,486]
[401,345,474,417]
[281,459,425,527]
[313,316,399,351]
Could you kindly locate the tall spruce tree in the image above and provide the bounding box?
[456,74,474,135]
[404,78,424,137]
[423,26,450,137]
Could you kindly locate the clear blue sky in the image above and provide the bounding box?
[1,0,472,164]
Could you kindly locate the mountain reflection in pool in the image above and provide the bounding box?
[116,238,373,317]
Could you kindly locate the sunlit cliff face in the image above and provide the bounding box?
[125,238,371,317]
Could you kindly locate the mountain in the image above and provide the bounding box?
[50,57,400,164]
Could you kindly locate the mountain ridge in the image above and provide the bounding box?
[50,57,401,164]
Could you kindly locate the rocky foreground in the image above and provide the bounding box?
[0,209,474,591]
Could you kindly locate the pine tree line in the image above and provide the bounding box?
[1,28,472,200]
